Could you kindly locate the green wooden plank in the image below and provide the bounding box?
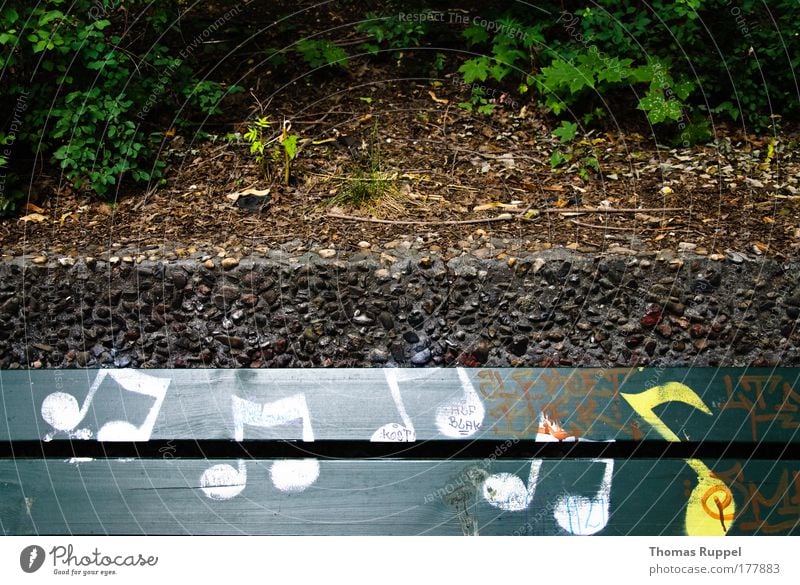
[1,368,798,443]
[1,458,797,535]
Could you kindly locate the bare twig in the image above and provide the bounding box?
[546,207,683,214]
[569,220,640,231]
[326,206,685,226]
[327,212,516,226]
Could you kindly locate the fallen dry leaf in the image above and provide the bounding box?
[25,203,45,213]
[18,213,47,223]
[428,90,449,104]
[473,202,519,212]
[226,187,271,202]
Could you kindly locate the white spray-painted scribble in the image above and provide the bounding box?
[482,460,543,511]
[41,370,169,441]
[200,393,319,500]
[436,368,485,438]
[554,459,614,535]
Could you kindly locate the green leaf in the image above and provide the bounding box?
[463,25,489,46]
[489,63,511,82]
[282,134,299,160]
[493,47,526,67]
[552,121,578,143]
[360,42,379,55]
[713,101,740,121]
[596,58,633,84]
[538,59,575,90]
[637,91,683,124]
[459,57,489,83]
[673,79,694,101]
[540,59,594,94]
[576,50,604,72]
[630,64,657,84]
[322,43,348,67]
[545,96,565,115]
[38,10,64,25]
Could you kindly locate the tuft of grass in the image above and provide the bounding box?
[327,120,399,210]
[331,168,394,207]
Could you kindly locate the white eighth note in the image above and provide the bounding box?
[482,460,543,511]
[553,459,614,535]
[371,369,416,442]
[41,370,169,441]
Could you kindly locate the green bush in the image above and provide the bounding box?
[356,2,797,136]
[552,0,799,132]
[295,38,349,70]
[457,9,702,140]
[0,0,240,214]
[357,11,430,58]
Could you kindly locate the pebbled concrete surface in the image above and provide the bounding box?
[1,249,798,369]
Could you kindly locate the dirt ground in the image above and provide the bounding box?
[3,56,799,262]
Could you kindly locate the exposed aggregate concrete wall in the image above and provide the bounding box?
[1,250,798,369]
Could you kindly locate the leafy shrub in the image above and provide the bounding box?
[0,0,240,214]
[370,2,797,135]
[556,0,799,131]
[459,16,543,88]
[295,39,349,70]
[357,11,430,58]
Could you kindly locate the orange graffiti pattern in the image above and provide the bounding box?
[714,463,800,534]
[721,374,800,441]
[477,368,635,438]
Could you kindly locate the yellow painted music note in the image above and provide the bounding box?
[621,382,735,536]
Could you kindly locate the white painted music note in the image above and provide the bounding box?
[553,459,614,535]
[436,367,485,437]
[200,393,320,500]
[482,460,543,511]
[40,370,170,441]
[371,369,416,442]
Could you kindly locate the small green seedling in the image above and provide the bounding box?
[243,116,300,185]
